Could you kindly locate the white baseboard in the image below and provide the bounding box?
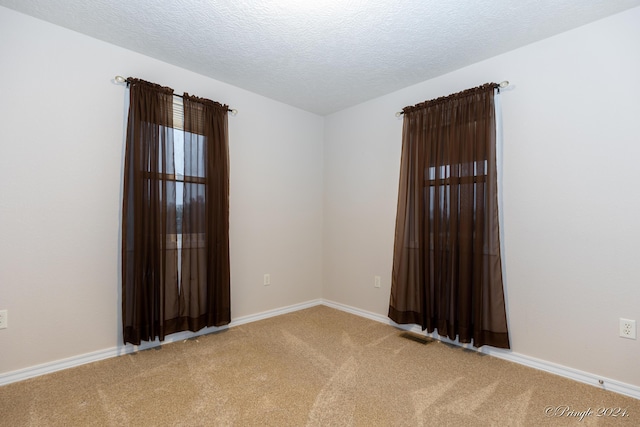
[323,299,640,401]
[0,299,323,387]
[2,297,639,401]
[0,347,122,387]
[229,298,323,327]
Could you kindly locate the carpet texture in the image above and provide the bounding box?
[1,306,638,426]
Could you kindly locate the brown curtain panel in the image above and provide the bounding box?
[122,79,230,345]
[388,83,509,349]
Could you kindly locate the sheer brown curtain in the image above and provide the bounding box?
[181,94,230,329]
[122,78,230,345]
[388,83,509,349]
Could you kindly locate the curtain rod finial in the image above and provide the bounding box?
[499,81,509,88]
[115,75,126,84]
[395,111,403,118]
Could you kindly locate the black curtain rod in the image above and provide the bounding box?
[114,75,237,115]
[394,80,509,117]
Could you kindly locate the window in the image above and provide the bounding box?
[389,83,509,349]
[122,78,230,345]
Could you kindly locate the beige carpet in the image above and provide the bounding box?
[1,305,638,426]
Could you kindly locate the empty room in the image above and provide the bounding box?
[1,0,639,425]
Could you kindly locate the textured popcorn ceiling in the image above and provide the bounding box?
[2,0,639,115]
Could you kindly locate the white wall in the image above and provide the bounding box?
[324,6,640,387]
[0,6,323,374]
[2,3,640,391]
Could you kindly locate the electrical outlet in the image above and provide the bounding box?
[263,274,271,286]
[0,310,7,329]
[374,276,381,288]
[619,318,636,339]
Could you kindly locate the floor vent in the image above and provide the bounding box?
[399,332,433,345]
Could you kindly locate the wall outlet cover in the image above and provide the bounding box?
[0,310,7,329]
[619,318,636,340]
